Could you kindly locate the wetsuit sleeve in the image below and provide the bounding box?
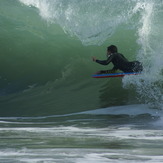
[96,55,114,65]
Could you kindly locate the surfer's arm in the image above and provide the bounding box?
[95,55,113,65]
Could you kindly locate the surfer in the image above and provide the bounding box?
[92,45,143,74]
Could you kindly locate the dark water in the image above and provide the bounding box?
[0,0,163,162]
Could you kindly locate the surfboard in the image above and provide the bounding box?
[92,72,141,78]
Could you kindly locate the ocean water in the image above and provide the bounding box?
[0,0,163,162]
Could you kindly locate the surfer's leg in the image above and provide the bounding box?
[132,61,143,72]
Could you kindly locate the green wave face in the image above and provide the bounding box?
[0,0,163,116]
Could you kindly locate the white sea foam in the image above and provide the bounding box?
[123,1,163,109]
[18,0,137,45]
[0,126,163,162]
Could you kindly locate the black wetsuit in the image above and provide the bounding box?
[96,53,143,73]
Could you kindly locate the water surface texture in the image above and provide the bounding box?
[0,0,163,162]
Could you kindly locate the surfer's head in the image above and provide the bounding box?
[107,45,118,53]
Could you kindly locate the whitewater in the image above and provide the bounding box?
[0,0,163,162]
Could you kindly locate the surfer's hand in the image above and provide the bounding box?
[92,57,96,62]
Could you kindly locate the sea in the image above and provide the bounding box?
[0,0,163,162]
